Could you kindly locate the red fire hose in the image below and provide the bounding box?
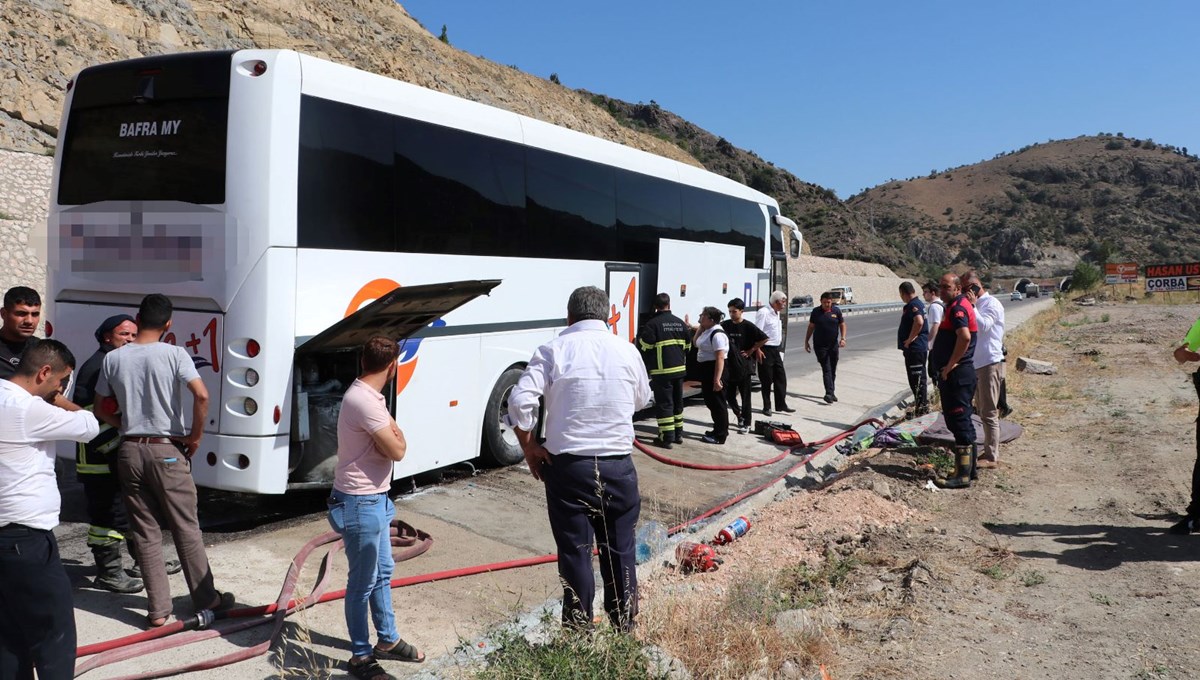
[74,418,881,678]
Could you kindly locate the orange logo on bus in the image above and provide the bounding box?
[345,278,434,396]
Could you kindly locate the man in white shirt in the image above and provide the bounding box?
[923,281,945,382]
[510,286,651,632]
[754,291,795,416]
[0,339,99,680]
[965,273,1006,468]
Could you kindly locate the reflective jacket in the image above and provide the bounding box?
[74,347,120,475]
[636,310,691,377]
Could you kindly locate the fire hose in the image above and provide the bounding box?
[74,417,882,678]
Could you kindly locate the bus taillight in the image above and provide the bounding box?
[246,339,261,358]
[251,61,267,77]
[273,406,281,424]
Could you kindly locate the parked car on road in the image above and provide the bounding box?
[791,294,814,307]
[1011,290,1023,301]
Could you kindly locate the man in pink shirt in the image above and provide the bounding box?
[327,336,423,679]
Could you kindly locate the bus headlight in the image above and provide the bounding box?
[244,398,258,416]
[245,368,259,387]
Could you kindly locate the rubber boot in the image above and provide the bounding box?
[969,443,979,481]
[934,445,974,489]
[92,544,144,594]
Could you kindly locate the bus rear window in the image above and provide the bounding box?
[57,52,232,206]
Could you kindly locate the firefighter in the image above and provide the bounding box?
[636,293,691,448]
[74,315,175,592]
[929,273,979,489]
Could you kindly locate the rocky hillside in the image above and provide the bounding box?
[848,135,1200,280]
[1,0,911,271]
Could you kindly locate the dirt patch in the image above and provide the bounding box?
[638,301,1200,679]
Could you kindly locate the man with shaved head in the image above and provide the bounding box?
[929,273,979,489]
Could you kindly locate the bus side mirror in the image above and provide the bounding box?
[790,238,800,258]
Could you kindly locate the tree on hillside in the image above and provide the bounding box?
[1071,260,1102,291]
[438,24,450,44]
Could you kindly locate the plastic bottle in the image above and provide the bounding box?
[713,516,751,545]
[675,541,719,572]
[634,520,668,564]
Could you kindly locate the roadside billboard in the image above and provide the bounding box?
[1104,262,1139,284]
[1144,263,1200,293]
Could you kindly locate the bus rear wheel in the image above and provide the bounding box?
[482,366,525,466]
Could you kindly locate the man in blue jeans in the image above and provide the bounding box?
[328,336,423,679]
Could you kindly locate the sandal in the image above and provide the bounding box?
[347,656,395,680]
[373,638,425,663]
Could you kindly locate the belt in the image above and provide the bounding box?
[122,436,174,444]
[0,523,43,535]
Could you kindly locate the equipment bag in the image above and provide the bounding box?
[770,429,804,446]
[754,419,792,437]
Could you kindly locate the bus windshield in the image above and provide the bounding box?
[57,52,231,206]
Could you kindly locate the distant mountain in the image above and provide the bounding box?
[847,135,1200,280]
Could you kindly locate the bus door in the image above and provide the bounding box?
[605,263,645,343]
[771,254,789,350]
[289,279,500,487]
[656,239,745,325]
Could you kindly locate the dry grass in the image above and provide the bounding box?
[637,565,840,679]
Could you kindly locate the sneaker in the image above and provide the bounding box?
[1168,517,1197,535]
[735,424,748,434]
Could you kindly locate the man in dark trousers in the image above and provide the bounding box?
[897,282,930,416]
[929,273,979,489]
[510,286,651,631]
[754,291,794,416]
[722,298,769,433]
[73,314,146,594]
[0,339,100,680]
[636,293,690,448]
[1169,315,1200,534]
[0,286,43,380]
[805,292,847,403]
[94,294,232,627]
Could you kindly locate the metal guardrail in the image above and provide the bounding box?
[787,302,904,318]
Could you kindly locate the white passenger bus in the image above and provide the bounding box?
[47,50,801,493]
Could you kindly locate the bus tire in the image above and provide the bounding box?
[481,366,525,467]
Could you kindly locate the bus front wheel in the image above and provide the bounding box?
[482,366,525,466]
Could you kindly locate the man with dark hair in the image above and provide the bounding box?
[722,298,769,433]
[755,291,794,416]
[805,292,847,404]
[510,286,651,632]
[1,339,99,680]
[929,273,979,489]
[328,335,424,677]
[964,272,1006,469]
[94,293,231,628]
[636,293,690,447]
[0,286,43,380]
[897,282,930,416]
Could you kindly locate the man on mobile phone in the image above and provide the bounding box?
[964,272,1005,469]
[93,294,232,628]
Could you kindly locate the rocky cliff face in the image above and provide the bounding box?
[0,0,697,167]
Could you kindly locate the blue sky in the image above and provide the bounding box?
[400,1,1199,200]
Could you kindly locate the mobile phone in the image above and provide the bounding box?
[970,284,982,295]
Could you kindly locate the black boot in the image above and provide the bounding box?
[92,544,144,594]
[935,445,974,489]
[674,428,684,445]
[969,443,979,481]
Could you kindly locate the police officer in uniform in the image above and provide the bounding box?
[929,273,979,489]
[637,293,690,448]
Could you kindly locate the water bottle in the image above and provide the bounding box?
[713,516,751,545]
[634,520,668,564]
